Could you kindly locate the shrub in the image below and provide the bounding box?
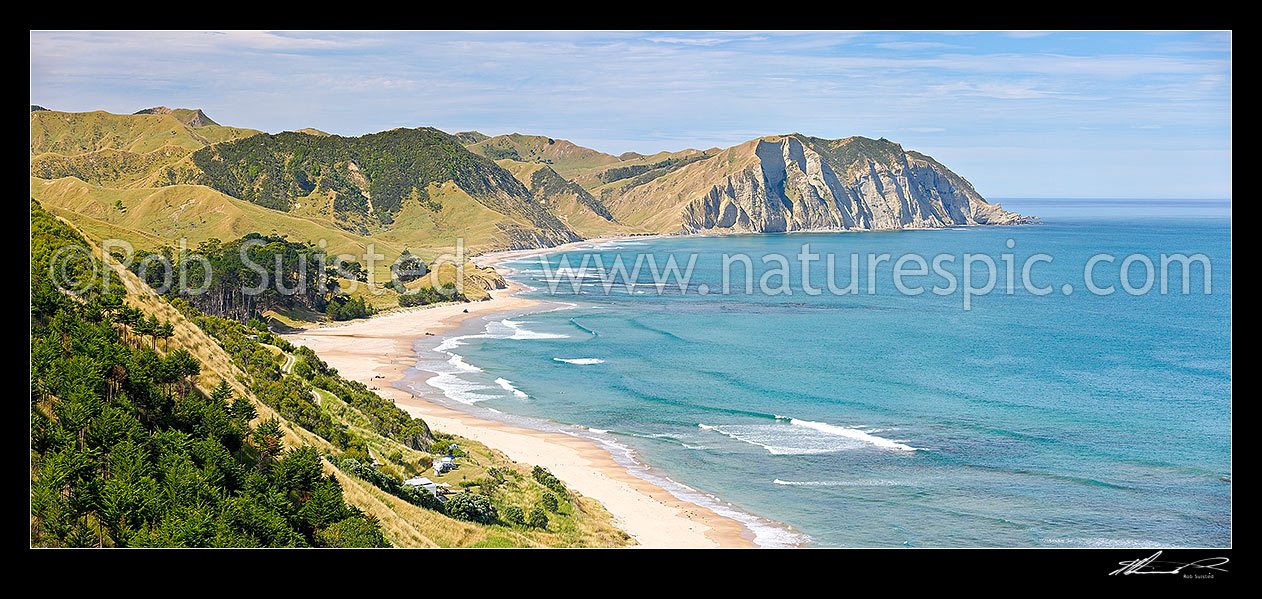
[541,492,559,513]
[527,507,548,529]
[474,476,500,494]
[503,505,525,525]
[380,464,401,480]
[430,440,466,457]
[326,296,375,321]
[445,493,498,525]
[316,516,391,548]
[337,457,444,512]
[391,250,428,282]
[292,359,313,380]
[531,465,567,496]
[338,447,370,465]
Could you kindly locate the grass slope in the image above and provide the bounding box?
[49,214,630,547]
[466,133,621,180]
[31,109,259,155]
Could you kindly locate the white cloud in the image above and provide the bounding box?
[1002,30,1053,39]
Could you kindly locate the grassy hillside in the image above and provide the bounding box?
[30,200,631,548]
[495,159,651,238]
[31,145,192,187]
[29,109,651,266]
[590,144,750,233]
[30,109,259,155]
[31,176,407,262]
[466,133,621,179]
[31,109,588,254]
[32,107,999,263]
[134,106,219,127]
[31,175,531,283]
[190,127,575,237]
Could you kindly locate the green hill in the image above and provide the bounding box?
[187,127,581,244]
[453,130,489,144]
[495,159,643,238]
[30,199,631,548]
[32,145,193,187]
[30,109,588,261]
[31,106,1020,275]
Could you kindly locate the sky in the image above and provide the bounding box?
[30,30,1231,199]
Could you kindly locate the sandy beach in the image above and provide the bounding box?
[284,246,755,548]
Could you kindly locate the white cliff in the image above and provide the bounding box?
[598,134,1030,235]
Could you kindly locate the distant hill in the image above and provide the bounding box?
[31,109,257,155]
[133,106,220,127]
[31,104,49,112]
[465,133,621,179]
[495,159,628,239]
[31,106,1028,262]
[599,133,1030,234]
[30,108,262,192]
[188,127,581,247]
[453,130,490,144]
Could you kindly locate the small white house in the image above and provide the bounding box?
[403,476,450,499]
[433,455,456,475]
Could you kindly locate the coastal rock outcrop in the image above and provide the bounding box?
[677,135,1030,234]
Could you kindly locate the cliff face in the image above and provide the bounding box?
[677,135,1028,234]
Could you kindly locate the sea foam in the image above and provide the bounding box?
[502,319,569,340]
[494,377,529,399]
[698,417,920,455]
[554,358,605,365]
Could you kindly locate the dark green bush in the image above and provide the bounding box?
[445,493,498,525]
[541,492,559,513]
[527,507,548,529]
[531,465,567,496]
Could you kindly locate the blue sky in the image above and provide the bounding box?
[30,30,1231,198]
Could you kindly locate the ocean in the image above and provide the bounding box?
[398,198,1231,547]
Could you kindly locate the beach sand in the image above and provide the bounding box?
[284,245,755,548]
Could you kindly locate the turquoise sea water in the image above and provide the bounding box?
[398,199,1231,547]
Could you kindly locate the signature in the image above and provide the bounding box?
[1109,551,1229,576]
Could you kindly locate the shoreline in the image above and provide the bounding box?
[284,224,1033,547]
[471,233,674,271]
[283,269,760,548]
